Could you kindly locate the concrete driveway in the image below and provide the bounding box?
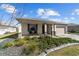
[59,34,79,41]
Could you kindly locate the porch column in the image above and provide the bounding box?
[44,24,47,35]
[53,24,56,35]
[51,25,54,35]
[65,25,68,34]
[18,24,22,38]
[38,24,42,34]
[21,23,29,36]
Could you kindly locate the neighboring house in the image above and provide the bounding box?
[16,18,68,37]
[0,24,17,35]
[67,23,79,32]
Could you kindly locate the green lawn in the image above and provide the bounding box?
[47,45,79,56]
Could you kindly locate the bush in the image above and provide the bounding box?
[31,37,39,42]
[14,39,27,47]
[3,42,14,48]
[2,36,79,55]
[18,36,79,55]
[69,30,76,33]
[69,29,79,33]
[38,36,79,51]
[23,36,30,40]
[22,41,40,55]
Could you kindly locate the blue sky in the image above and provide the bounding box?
[0,3,79,26]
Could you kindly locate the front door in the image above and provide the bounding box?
[28,24,37,34]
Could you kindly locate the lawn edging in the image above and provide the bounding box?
[39,43,79,56]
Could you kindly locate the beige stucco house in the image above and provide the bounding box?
[16,18,68,37]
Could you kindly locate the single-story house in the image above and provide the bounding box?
[16,18,68,37]
[67,23,79,33]
[0,24,17,35]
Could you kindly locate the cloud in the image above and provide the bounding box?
[49,18,69,24]
[0,4,18,26]
[37,8,45,16]
[50,18,70,23]
[64,17,75,20]
[0,4,16,13]
[64,17,69,20]
[42,16,75,24]
[63,17,75,23]
[46,9,60,16]
[22,14,28,18]
[37,8,60,18]
[71,13,75,15]
[70,17,75,20]
[72,9,79,15]
[49,18,62,22]
[63,17,70,23]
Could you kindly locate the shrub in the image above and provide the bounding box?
[69,30,76,33]
[14,39,27,47]
[3,42,14,48]
[22,41,40,55]
[31,37,39,42]
[38,36,79,51]
[2,36,79,55]
[38,41,48,51]
[23,36,30,40]
[19,36,79,55]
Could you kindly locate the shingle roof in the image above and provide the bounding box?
[16,18,67,25]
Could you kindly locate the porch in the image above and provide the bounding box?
[21,23,56,36]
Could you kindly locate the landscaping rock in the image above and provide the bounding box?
[0,46,24,56]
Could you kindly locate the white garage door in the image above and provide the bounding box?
[56,28,65,35]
